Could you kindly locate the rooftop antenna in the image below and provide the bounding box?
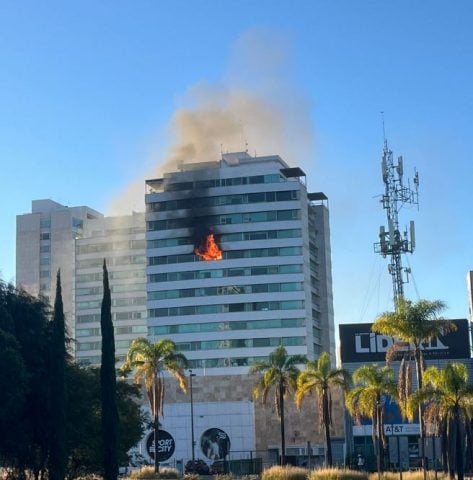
[381,111,387,149]
[373,118,420,308]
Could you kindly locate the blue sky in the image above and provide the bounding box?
[1,0,472,332]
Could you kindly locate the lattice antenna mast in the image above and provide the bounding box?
[374,134,419,306]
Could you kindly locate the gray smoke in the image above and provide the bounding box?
[107,28,315,215]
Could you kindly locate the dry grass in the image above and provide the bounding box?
[308,467,369,480]
[368,472,447,480]
[262,465,310,480]
[129,466,179,479]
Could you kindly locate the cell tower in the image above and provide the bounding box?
[373,133,419,305]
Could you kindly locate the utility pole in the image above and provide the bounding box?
[189,370,196,465]
[374,122,419,306]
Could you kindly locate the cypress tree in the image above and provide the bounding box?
[49,270,66,480]
[100,260,119,480]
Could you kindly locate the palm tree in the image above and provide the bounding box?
[346,364,397,478]
[372,298,454,474]
[121,338,188,473]
[295,352,350,467]
[249,346,306,465]
[407,364,473,480]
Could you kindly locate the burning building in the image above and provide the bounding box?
[143,152,341,465]
[145,152,335,370]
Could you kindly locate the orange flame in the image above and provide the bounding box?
[194,233,223,261]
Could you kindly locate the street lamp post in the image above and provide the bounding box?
[189,370,196,464]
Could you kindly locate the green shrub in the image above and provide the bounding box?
[262,465,309,480]
[308,467,368,480]
[129,466,179,479]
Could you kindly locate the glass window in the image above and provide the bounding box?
[40,232,50,240]
[249,175,264,184]
[40,218,51,228]
[228,303,245,312]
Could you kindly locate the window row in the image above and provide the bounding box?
[175,336,305,352]
[148,300,304,318]
[79,353,306,370]
[76,325,147,337]
[148,263,302,283]
[148,317,305,335]
[76,239,146,255]
[147,209,300,231]
[76,255,146,269]
[147,282,302,301]
[147,189,299,212]
[76,283,146,297]
[148,228,301,249]
[89,227,145,237]
[77,339,132,351]
[76,270,146,284]
[77,297,146,311]
[148,246,302,266]
[162,173,282,192]
[187,355,267,369]
[76,311,144,324]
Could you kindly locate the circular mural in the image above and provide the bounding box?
[200,428,231,460]
[146,430,175,462]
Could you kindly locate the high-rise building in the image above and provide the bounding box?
[145,152,335,374]
[16,201,148,364]
[15,154,342,466]
[140,153,343,466]
[16,199,102,330]
[74,212,147,365]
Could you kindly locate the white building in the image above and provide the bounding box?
[141,152,341,467]
[74,212,147,365]
[145,152,335,374]
[16,199,102,332]
[16,201,148,364]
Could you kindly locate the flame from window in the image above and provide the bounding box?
[194,233,223,261]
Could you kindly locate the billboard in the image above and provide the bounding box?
[339,319,470,364]
[200,428,231,460]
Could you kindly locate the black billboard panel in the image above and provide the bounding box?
[339,319,470,364]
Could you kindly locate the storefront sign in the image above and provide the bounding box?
[339,319,469,363]
[146,430,175,462]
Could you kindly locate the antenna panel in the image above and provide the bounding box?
[410,220,416,251]
[388,219,395,246]
[397,156,403,177]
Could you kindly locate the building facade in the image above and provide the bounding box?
[141,152,341,467]
[339,320,472,470]
[16,199,102,332]
[145,152,335,373]
[16,152,342,468]
[74,212,147,365]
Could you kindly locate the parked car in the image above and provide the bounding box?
[185,459,211,475]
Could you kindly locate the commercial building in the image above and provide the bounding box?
[339,320,472,470]
[74,212,147,365]
[141,152,342,467]
[16,201,148,364]
[145,152,335,372]
[16,199,102,332]
[15,152,342,468]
